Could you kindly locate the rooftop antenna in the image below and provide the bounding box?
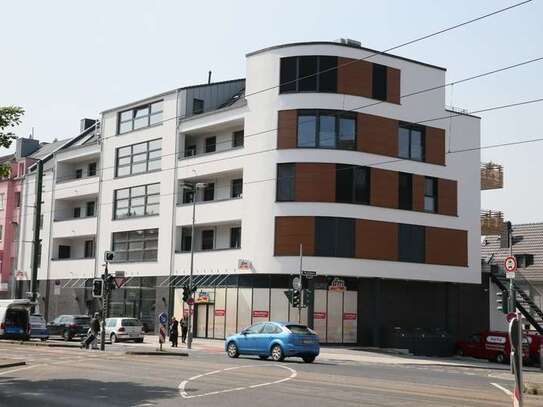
[208,70,212,85]
[30,127,35,139]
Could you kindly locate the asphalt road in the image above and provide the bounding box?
[0,342,540,406]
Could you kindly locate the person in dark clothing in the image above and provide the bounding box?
[180,317,188,344]
[82,312,101,349]
[169,317,179,347]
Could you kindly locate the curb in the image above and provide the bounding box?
[0,340,80,349]
[125,350,189,357]
[0,361,26,369]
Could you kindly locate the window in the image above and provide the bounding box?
[335,165,370,205]
[276,163,295,201]
[84,240,94,258]
[15,192,21,207]
[114,183,160,219]
[262,323,282,334]
[398,173,413,210]
[372,64,387,101]
[181,228,192,252]
[201,230,214,251]
[297,110,356,150]
[230,227,241,249]
[231,178,243,198]
[185,144,196,157]
[398,124,424,161]
[118,100,163,134]
[398,224,425,263]
[115,139,161,177]
[203,183,214,201]
[232,130,244,147]
[88,162,97,177]
[182,188,194,204]
[515,254,534,268]
[75,169,83,179]
[205,137,216,153]
[58,245,71,259]
[279,56,337,93]
[86,201,95,217]
[243,323,265,334]
[112,228,158,262]
[424,177,437,212]
[193,98,204,115]
[315,217,354,257]
[73,207,81,218]
[0,193,4,209]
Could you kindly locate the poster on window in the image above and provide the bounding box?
[213,288,226,339]
[327,291,342,343]
[252,288,270,323]
[270,289,289,322]
[225,288,238,337]
[313,290,327,341]
[343,291,357,343]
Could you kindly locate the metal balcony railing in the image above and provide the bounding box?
[481,209,504,235]
[481,162,504,190]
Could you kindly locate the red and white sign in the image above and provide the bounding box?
[114,276,127,288]
[343,313,357,321]
[159,324,167,344]
[252,310,269,318]
[329,277,346,292]
[506,312,517,323]
[314,312,326,320]
[215,309,225,317]
[505,255,517,279]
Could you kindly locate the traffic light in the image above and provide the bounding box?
[182,285,190,302]
[104,251,115,262]
[292,290,301,307]
[303,288,313,307]
[92,279,103,298]
[497,289,509,314]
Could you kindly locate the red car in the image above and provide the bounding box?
[456,331,529,363]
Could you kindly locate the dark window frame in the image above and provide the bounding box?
[203,183,215,201]
[115,138,161,178]
[423,177,438,213]
[297,110,356,150]
[193,98,204,115]
[231,178,243,198]
[279,55,338,94]
[73,207,81,218]
[232,130,244,148]
[117,100,163,135]
[335,164,370,205]
[113,183,160,220]
[398,172,413,210]
[86,201,96,217]
[88,162,97,177]
[398,122,425,161]
[205,136,216,153]
[84,240,95,258]
[372,63,388,101]
[111,228,158,263]
[314,217,355,258]
[201,229,214,251]
[398,224,425,263]
[230,226,241,249]
[276,163,296,202]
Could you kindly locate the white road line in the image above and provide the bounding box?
[179,364,297,399]
[491,382,513,396]
[0,364,43,376]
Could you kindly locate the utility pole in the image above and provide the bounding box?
[298,244,303,324]
[30,160,43,313]
[100,261,109,351]
[507,222,515,313]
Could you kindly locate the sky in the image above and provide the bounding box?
[0,0,542,224]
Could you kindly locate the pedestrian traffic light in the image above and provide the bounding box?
[182,285,190,302]
[292,290,301,307]
[303,288,313,307]
[92,279,103,298]
[497,289,509,314]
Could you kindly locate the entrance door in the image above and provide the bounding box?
[196,304,207,338]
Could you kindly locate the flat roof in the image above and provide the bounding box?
[246,41,446,71]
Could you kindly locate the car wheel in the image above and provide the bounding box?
[227,342,239,358]
[134,338,144,343]
[110,333,117,344]
[41,338,47,342]
[271,345,284,362]
[302,356,316,363]
[496,353,506,364]
[258,355,269,360]
[62,330,71,341]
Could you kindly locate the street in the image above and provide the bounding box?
[1,341,541,406]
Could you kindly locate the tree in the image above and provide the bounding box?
[0,106,25,177]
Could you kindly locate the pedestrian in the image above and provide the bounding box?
[169,317,179,348]
[82,312,101,350]
[180,317,188,344]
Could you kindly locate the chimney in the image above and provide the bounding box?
[15,138,40,159]
[80,118,96,133]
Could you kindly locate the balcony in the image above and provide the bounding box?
[54,176,99,200]
[481,209,504,235]
[175,221,242,254]
[52,217,97,238]
[481,162,503,190]
[49,258,95,278]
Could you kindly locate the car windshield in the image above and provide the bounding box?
[74,317,90,325]
[286,324,312,334]
[121,319,141,327]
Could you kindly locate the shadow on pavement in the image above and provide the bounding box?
[0,377,178,407]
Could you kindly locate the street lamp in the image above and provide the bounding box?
[180,181,206,349]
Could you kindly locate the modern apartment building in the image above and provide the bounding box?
[17,40,484,346]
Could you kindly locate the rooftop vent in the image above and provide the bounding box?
[336,38,362,48]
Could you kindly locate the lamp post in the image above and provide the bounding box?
[181,181,206,349]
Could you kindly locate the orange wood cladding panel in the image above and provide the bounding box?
[277,110,298,149]
[295,163,336,202]
[426,227,467,266]
[425,126,446,165]
[386,67,401,104]
[357,113,399,157]
[274,216,315,256]
[412,175,425,211]
[337,57,373,98]
[370,168,399,209]
[438,178,458,216]
[355,219,398,261]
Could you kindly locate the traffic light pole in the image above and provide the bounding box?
[100,262,109,351]
[508,224,515,313]
[30,160,43,313]
[298,244,303,324]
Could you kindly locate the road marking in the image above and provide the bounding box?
[491,382,513,396]
[0,364,43,376]
[178,364,297,399]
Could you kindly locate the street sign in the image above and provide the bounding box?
[292,277,302,290]
[159,312,168,325]
[301,270,316,279]
[506,312,517,323]
[114,276,127,288]
[505,255,517,279]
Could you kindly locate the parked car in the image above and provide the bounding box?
[105,317,144,343]
[225,321,320,363]
[47,315,90,341]
[456,331,529,363]
[29,314,49,341]
[0,299,31,340]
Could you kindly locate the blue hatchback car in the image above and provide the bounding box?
[225,321,320,363]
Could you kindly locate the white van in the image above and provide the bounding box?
[0,299,31,340]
